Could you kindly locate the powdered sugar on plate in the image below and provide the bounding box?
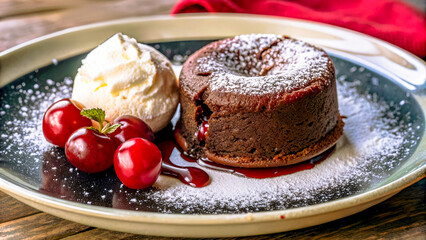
[0,76,73,182]
[143,78,414,213]
[196,34,330,95]
[0,55,420,214]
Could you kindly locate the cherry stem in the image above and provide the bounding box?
[99,121,107,133]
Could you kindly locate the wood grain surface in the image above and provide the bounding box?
[0,0,425,239]
[0,0,174,52]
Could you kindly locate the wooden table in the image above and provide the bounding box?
[1,0,425,239]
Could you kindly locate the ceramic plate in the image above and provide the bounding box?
[0,14,425,237]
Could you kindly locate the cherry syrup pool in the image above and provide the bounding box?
[156,127,336,186]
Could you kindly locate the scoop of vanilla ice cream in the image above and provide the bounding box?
[72,33,179,132]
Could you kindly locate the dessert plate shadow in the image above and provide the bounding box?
[0,14,425,237]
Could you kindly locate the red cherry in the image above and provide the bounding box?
[65,128,116,173]
[110,115,155,146]
[43,98,92,148]
[114,138,162,189]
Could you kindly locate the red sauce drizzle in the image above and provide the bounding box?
[158,139,210,188]
[157,133,336,187]
[197,146,335,179]
[196,120,209,141]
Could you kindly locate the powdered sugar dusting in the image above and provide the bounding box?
[196,34,330,95]
[142,78,415,213]
[0,52,420,214]
[0,76,73,181]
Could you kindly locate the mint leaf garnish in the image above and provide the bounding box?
[102,123,121,134]
[80,108,120,134]
[87,126,99,132]
[81,108,105,124]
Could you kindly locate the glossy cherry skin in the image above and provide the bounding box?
[43,98,92,148]
[110,115,155,146]
[114,138,162,189]
[65,128,116,173]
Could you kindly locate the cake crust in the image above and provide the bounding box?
[178,34,343,168]
[176,117,344,168]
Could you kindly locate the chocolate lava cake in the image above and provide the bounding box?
[176,34,344,168]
